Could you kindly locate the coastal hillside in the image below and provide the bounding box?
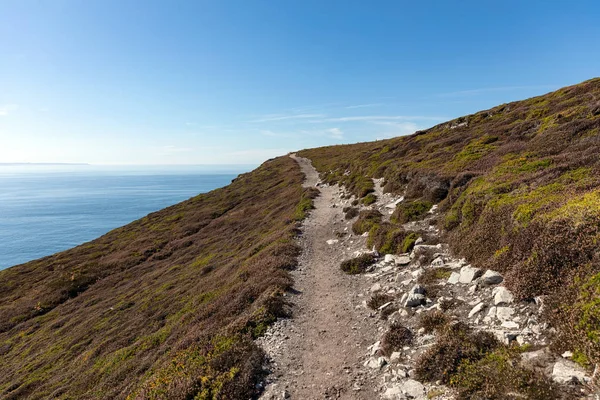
[0,157,316,399]
[297,78,600,390]
[1,78,600,399]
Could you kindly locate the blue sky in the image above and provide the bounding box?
[1,0,599,165]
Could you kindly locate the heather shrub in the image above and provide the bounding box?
[415,323,499,383]
[343,207,359,220]
[340,254,376,275]
[352,210,383,235]
[418,310,450,334]
[367,293,394,310]
[361,193,377,205]
[391,200,433,224]
[381,323,413,357]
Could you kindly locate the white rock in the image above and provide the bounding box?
[384,254,396,264]
[370,283,382,293]
[493,287,514,305]
[459,265,482,283]
[326,239,339,245]
[382,386,404,400]
[468,302,485,318]
[562,351,573,358]
[379,302,393,311]
[365,356,387,370]
[390,352,401,363]
[487,306,497,318]
[552,359,590,384]
[447,272,460,284]
[396,255,411,265]
[496,306,514,321]
[414,237,424,245]
[411,268,424,278]
[501,321,519,329]
[400,379,426,398]
[481,270,504,285]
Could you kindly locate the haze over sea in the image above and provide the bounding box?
[0,165,251,270]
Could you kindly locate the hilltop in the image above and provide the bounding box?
[1,78,600,399]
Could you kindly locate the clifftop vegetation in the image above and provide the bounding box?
[0,156,313,399]
[299,78,600,371]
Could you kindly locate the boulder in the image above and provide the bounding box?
[400,379,426,399]
[382,386,406,400]
[395,255,411,265]
[493,287,514,305]
[481,270,504,285]
[370,283,382,293]
[552,359,590,384]
[459,265,482,284]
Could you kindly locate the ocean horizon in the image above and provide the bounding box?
[0,165,252,270]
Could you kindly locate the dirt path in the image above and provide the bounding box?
[258,155,380,399]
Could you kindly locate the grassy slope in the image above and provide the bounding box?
[0,156,316,400]
[299,78,600,369]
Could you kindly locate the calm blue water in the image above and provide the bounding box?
[0,165,248,270]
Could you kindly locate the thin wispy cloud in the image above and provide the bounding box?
[345,103,384,109]
[327,128,344,139]
[325,115,446,123]
[436,85,557,98]
[0,104,18,116]
[250,113,326,123]
[161,145,194,153]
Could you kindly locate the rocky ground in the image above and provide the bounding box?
[258,156,596,400]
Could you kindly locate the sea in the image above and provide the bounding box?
[0,165,251,270]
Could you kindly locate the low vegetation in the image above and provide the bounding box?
[0,156,310,399]
[351,209,382,235]
[340,253,376,275]
[300,77,600,371]
[381,323,413,357]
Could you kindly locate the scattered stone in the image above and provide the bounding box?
[396,255,411,265]
[493,287,514,305]
[431,256,444,267]
[390,352,401,363]
[496,306,514,321]
[468,302,485,318]
[326,239,339,245]
[481,270,504,285]
[447,272,460,284]
[400,379,426,398]
[370,283,382,293]
[562,351,573,359]
[552,359,590,384]
[458,265,482,284]
[382,386,405,400]
[365,356,387,370]
[404,293,426,307]
[411,284,426,295]
[501,321,519,329]
[414,237,424,245]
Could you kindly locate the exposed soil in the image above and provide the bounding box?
[258,155,381,399]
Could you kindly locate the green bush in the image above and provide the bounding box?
[340,254,376,274]
[361,193,377,205]
[352,210,383,235]
[392,200,433,224]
